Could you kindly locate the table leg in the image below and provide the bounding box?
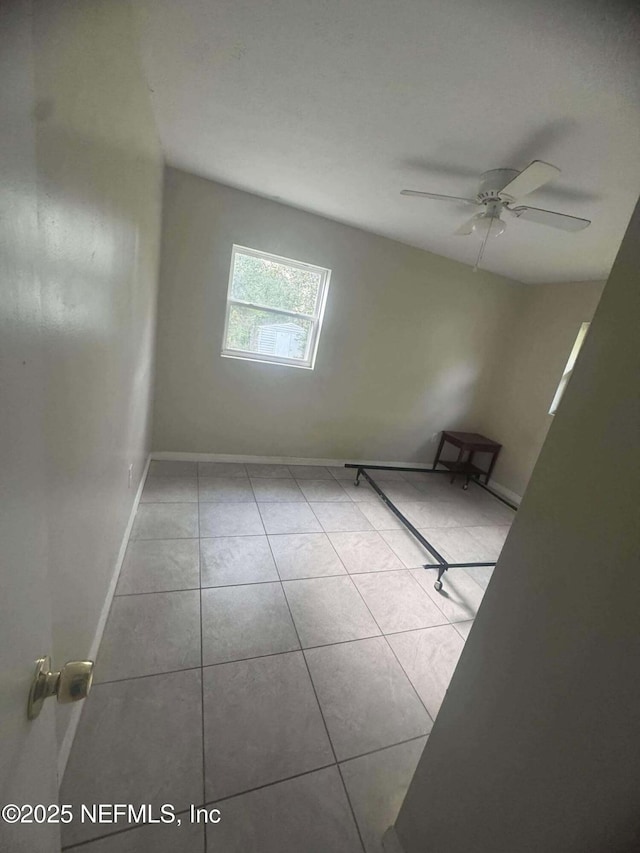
[485,448,501,484]
[432,433,446,471]
[464,452,475,489]
[451,446,464,484]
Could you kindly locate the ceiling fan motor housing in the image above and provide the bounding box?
[476,169,519,204]
[400,160,590,243]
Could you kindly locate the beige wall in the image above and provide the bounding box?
[153,168,523,461]
[394,200,640,852]
[477,279,605,497]
[33,0,163,747]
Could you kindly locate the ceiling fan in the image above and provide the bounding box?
[401,161,591,270]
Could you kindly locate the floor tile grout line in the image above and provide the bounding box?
[263,523,346,771]
[293,475,356,504]
[61,728,433,851]
[279,564,404,582]
[208,761,339,808]
[306,497,375,535]
[59,805,196,851]
[95,615,461,686]
[262,532,362,845]
[147,464,511,512]
[114,586,201,597]
[384,619,463,635]
[121,552,467,590]
[323,521,369,578]
[381,635,435,728]
[136,505,506,539]
[335,761,368,853]
[291,590,366,845]
[248,477,270,540]
[342,563,437,729]
[261,503,366,853]
[94,664,204,687]
[132,534,200,541]
[259,488,286,585]
[140,499,199,504]
[453,621,474,640]
[321,524,417,580]
[202,565,407,588]
[206,731,431,808]
[299,636,368,851]
[338,732,429,766]
[140,495,507,538]
[403,566,452,624]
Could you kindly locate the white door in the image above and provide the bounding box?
[1,3,61,851]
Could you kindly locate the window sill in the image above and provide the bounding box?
[220,351,315,370]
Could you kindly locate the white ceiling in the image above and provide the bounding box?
[135,0,640,283]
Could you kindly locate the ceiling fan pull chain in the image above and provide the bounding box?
[473,217,493,272]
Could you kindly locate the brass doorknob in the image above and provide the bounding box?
[27,656,94,720]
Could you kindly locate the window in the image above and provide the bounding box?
[221,245,331,369]
[549,322,590,415]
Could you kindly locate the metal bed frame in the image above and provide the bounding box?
[345,463,518,591]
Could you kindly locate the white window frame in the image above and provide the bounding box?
[549,321,590,415]
[221,245,331,370]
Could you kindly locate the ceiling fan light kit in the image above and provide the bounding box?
[400,160,591,271]
[463,206,507,238]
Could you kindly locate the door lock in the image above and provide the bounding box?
[27,656,94,720]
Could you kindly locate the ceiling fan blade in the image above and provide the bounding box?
[498,160,561,201]
[401,190,478,206]
[454,217,476,235]
[510,205,591,232]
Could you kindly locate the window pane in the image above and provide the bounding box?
[225,304,312,361]
[549,322,590,415]
[231,251,321,315]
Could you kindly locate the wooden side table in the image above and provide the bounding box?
[432,430,502,489]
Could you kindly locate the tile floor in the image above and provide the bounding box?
[60,462,515,852]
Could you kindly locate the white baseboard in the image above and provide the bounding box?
[150,450,436,469]
[479,479,521,506]
[57,454,151,783]
[150,451,521,504]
